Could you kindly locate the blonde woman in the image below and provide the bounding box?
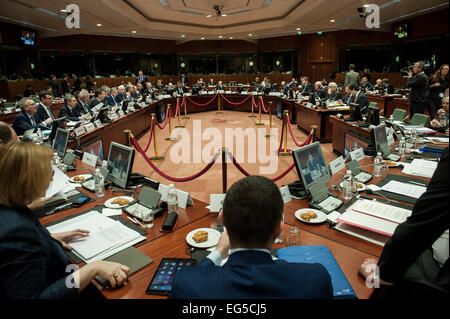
[0,143,129,298]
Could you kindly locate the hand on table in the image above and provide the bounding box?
[359,258,392,286]
[93,261,130,288]
[27,196,54,211]
[51,229,90,250]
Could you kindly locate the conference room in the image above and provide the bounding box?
[0,0,448,308]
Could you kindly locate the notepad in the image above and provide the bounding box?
[381,180,427,199]
[351,199,412,224]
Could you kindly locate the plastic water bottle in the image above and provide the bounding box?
[94,168,105,199]
[342,170,353,200]
[439,112,447,128]
[53,152,61,167]
[398,137,406,158]
[374,152,383,177]
[389,114,394,123]
[167,184,178,214]
[410,128,418,148]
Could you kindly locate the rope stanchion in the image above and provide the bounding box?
[143,118,155,152]
[217,93,223,114]
[149,114,164,161]
[165,104,177,141]
[260,97,270,113]
[286,114,315,147]
[249,95,256,118]
[187,94,217,106]
[175,98,185,128]
[123,129,132,147]
[278,110,291,157]
[183,96,190,120]
[130,133,220,182]
[221,94,251,105]
[171,99,180,119]
[265,101,273,139]
[156,105,170,130]
[255,96,265,126]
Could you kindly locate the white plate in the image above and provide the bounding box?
[69,174,91,183]
[186,228,221,248]
[340,181,367,192]
[104,196,135,209]
[295,208,327,224]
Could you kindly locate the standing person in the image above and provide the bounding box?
[428,64,449,119]
[72,74,81,93]
[48,74,60,98]
[180,74,189,87]
[406,61,430,118]
[170,176,332,299]
[61,74,71,95]
[345,64,360,89]
[135,70,146,85]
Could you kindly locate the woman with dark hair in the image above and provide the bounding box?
[428,64,449,118]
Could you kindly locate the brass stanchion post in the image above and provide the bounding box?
[175,98,185,128]
[249,95,256,117]
[149,114,164,161]
[216,94,223,114]
[311,125,318,142]
[255,96,265,126]
[183,96,190,120]
[123,129,132,147]
[278,110,291,157]
[165,104,177,141]
[265,101,273,138]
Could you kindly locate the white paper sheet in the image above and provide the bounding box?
[381,180,427,199]
[44,166,70,198]
[351,199,412,223]
[402,159,437,178]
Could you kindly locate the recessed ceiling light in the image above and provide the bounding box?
[97,23,102,27]
[330,19,335,22]
[296,27,301,31]
[206,14,212,18]
[132,31,137,33]
[248,33,252,36]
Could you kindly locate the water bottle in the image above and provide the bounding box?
[167,184,178,214]
[342,170,353,200]
[53,152,61,167]
[410,128,417,148]
[36,128,43,144]
[389,114,394,123]
[398,137,406,158]
[374,152,383,177]
[94,168,105,199]
[439,112,448,128]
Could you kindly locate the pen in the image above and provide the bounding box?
[133,217,146,228]
[126,216,138,224]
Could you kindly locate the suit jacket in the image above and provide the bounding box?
[170,250,333,299]
[314,88,327,100]
[327,90,343,101]
[378,148,449,291]
[300,83,313,96]
[48,80,60,98]
[57,105,81,121]
[345,71,360,88]
[87,97,104,111]
[181,77,189,86]
[384,83,395,94]
[35,103,55,124]
[76,100,90,115]
[73,78,81,92]
[136,76,147,85]
[215,85,225,91]
[105,94,119,107]
[12,111,42,136]
[407,72,429,103]
[349,91,369,113]
[0,204,79,299]
[61,79,70,95]
[176,86,187,95]
[362,81,374,91]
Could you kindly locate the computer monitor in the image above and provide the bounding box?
[81,136,104,164]
[371,124,388,155]
[52,128,70,157]
[106,142,135,189]
[344,131,370,157]
[292,142,330,191]
[349,103,363,121]
[367,106,380,126]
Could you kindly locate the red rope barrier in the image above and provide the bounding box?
[286,114,313,147]
[278,113,286,153]
[186,94,217,106]
[143,119,155,153]
[171,99,180,118]
[220,94,251,105]
[260,97,270,113]
[156,106,170,129]
[227,151,295,182]
[131,136,219,182]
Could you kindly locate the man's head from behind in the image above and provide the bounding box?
[221,176,283,248]
[0,121,18,147]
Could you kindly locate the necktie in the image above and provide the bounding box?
[353,94,357,103]
[29,115,36,127]
[46,106,55,120]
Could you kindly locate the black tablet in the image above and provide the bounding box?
[146,258,197,295]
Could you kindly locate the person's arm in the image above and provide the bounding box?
[377,149,449,283]
[407,74,428,88]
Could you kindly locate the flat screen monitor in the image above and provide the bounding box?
[106,142,135,189]
[20,31,35,46]
[371,124,388,155]
[81,136,104,164]
[52,128,70,157]
[367,106,380,126]
[292,142,330,191]
[344,131,370,157]
[349,103,363,121]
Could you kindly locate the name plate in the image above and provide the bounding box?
[118,110,125,117]
[200,91,208,95]
[217,90,224,94]
[15,108,21,112]
[91,102,103,112]
[84,122,96,132]
[350,148,365,162]
[329,156,346,176]
[207,91,215,95]
[279,186,292,204]
[252,91,258,95]
[158,183,194,210]
[74,126,86,137]
[241,91,248,95]
[94,119,102,127]
[184,93,192,96]
[82,152,97,168]
[209,194,226,213]
[225,91,232,94]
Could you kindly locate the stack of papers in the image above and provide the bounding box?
[46,211,145,263]
[402,159,438,178]
[381,180,427,199]
[336,199,412,243]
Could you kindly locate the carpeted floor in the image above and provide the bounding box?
[132,110,338,203]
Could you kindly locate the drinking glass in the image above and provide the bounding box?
[286,227,300,246]
[141,210,154,228]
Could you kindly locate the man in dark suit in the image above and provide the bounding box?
[75,89,91,115]
[105,87,120,107]
[135,70,147,85]
[34,91,55,129]
[142,82,155,98]
[360,148,449,298]
[300,76,313,96]
[361,76,374,91]
[116,85,129,103]
[382,78,395,94]
[61,74,71,95]
[326,82,343,102]
[314,81,327,100]
[175,81,187,96]
[48,74,59,98]
[12,98,52,136]
[58,94,89,121]
[180,74,189,87]
[349,84,369,114]
[72,74,81,93]
[262,79,275,94]
[407,61,429,118]
[215,80,225,91]
[88,88,107,111]
[170,176,333,299]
